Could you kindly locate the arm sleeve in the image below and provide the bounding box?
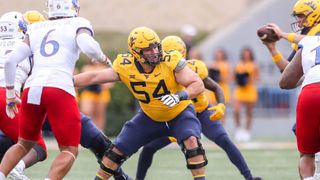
[287,50,296,62]
[5,42,32,87]
[76,33,105,62]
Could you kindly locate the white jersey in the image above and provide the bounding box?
[25,17,93,96]
[0,39,31,94]
[299,36,320,88]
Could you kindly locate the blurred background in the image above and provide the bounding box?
[3,0,297,140]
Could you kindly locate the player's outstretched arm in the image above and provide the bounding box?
[203,77,224,104]
[279,49,303,89]
[203,76,226,120]
[266,23,305,44]
[175,66,204,100]
[76,29,111,67]
[263,41,289,72]
[73,68,120,87]
[5,37,32,88]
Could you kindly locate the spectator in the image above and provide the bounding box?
[233,47,260,142]
[80,61,114,131]
[188,48,202,60]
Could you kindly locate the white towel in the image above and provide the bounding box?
[27,86,43,105]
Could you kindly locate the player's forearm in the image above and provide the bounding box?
[4,60,17,87]
[266,47,289,72]
[5,42,31,87]
[73,71,100,87]
[281,32,305,44]
[74,69,119,87]
[76,33,107,63]
[184,78,204,100]
[203,77,224,104]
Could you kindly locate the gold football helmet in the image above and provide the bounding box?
[23,10,46,25]
[17,10,46,33]
[128,26,162,66]
[292,0,320,31]
[162,35,187,59]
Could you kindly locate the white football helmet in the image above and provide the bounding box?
[47,0,79,19]
[0,11,24,39]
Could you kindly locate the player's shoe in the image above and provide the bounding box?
[235,128,251,142]
[113,168,133,180]
[7,168,29,180]
[252,177,263,180]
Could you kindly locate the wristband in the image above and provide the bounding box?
[176,91,188,100]
[272,52,283,63]
[287,33,296,43]
[6,88,16,99]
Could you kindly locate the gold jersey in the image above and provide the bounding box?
[234,61,258,103]
[113,51,191,122]
[187,59,209,113]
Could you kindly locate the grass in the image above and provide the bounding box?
[24,146,299,180]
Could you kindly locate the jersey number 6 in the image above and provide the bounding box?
[40,29,60,57]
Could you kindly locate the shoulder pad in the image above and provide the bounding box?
[162,50,187,72]
[113,53,134,69]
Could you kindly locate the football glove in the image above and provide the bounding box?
[6,89,21,119]
[160,94,180,108]
[208,103,226,121]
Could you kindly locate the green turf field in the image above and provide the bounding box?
[25,147,299,180]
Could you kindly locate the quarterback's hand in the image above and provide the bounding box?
[266,23,284,39]
[6,89,21,119]
[160,94,180,108]
[208,103,226,121]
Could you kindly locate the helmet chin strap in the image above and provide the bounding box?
[141,53,162,66]
[145,61,158,66]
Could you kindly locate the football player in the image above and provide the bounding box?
[0,11,47,180]
[0,9,131,180]
[134,36,261,180]
[261,0,320,178]
[263,0,320,70]
[278,36,320,180]
[74,26,208,180]
[0,0,110,179]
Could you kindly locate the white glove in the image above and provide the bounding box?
[160,94,180,108]
[6,89,21,119]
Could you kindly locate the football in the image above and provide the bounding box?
[257,26,279,43]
